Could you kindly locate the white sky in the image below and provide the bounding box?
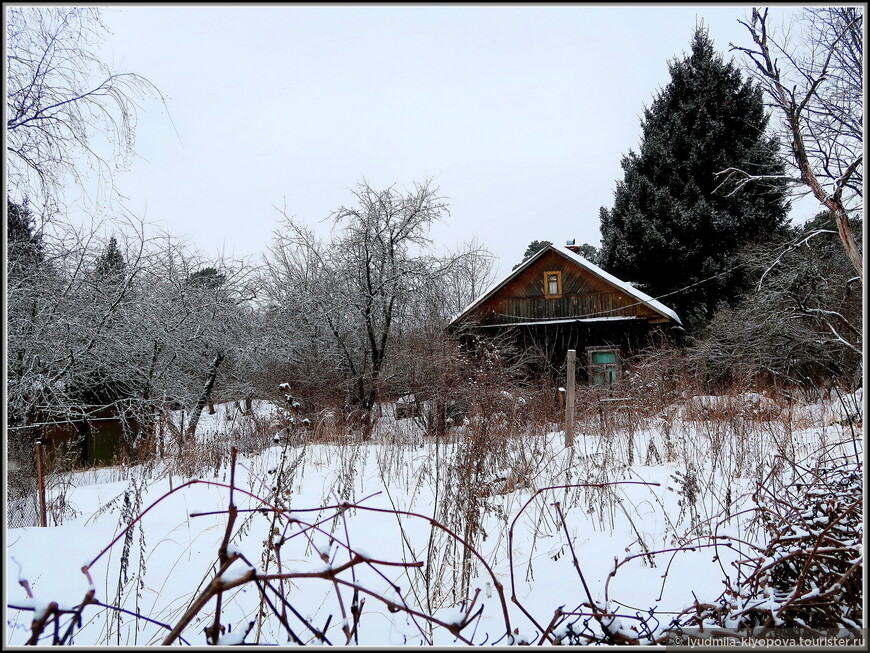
[79,4,816,279]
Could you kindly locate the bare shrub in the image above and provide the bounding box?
[670,461,863,635]
[687,221,862,401]
[43,438,87,526]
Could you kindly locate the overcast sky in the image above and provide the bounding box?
[84,4,812,279]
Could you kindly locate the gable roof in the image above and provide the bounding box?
[449,244,682,327]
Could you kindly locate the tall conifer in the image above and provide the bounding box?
[94,235,126,281]
[599,27,789,329]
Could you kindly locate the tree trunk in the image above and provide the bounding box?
[788,110,863,279]
[185,353,225,437]
[745,10,864,283]
[433,394,447,437]
[361,387,377,441]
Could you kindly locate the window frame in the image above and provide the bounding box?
[543,270,562,298]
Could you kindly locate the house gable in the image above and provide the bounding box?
[449,245,681,328]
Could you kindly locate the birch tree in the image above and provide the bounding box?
[6,6,164,211]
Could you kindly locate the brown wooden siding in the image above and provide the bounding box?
[493,293,654,321]
[467,250,663,325]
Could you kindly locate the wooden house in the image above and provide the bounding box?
[447,242,682,384]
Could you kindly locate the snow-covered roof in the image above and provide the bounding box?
[449,244,682,327]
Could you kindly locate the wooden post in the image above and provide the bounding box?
[36,440,47,527]
[565,350,576,448]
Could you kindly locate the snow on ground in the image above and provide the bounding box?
[5,393,863,646]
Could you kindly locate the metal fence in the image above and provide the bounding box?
[7,435,40,529]
[7,487,40,529]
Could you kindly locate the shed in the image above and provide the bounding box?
[447,242,682,383]
[18,404,145,468]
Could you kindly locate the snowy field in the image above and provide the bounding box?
[5,392,863,646]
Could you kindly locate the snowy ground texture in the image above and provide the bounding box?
[5,391,864,646]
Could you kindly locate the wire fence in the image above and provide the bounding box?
[7,435,40,529]
[8,486,40,529]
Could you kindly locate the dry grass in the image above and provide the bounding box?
[18,356,862,646]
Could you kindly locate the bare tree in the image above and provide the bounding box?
[721,7,863,280]
[7,214,147,422]
[6,6,165,211]
[439,237,497,323]
[689,217,862,397]
[261,180,493,438]
[113,233,261,436]
[259,219,357,412]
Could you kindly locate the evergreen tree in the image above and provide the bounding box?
[94,235,126,280]
[599,27,790,329]
[186,266,227,289]
[7,198,44,273]
[78,234,129,404]
[514,240,552,269]
[575,242,599,264]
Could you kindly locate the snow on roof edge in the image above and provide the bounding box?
[477,315,643,328]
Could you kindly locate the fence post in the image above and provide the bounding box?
[565,349,576,448]
[35,440,47,527]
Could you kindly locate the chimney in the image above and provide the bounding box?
[565,238,580,254]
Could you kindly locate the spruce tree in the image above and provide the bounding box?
[7,198,44,274]
[599,27,790,329]
[94,235,126,281]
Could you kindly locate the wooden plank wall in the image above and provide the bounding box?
[470,250,662,324]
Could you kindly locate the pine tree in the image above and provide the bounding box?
[186,266,227,289]
[599,27,790,329]
[575,242,599,264]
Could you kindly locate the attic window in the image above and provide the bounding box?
[587,346,619,385]
[544,271,562,298]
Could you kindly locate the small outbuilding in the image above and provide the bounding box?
[447,241,682,384]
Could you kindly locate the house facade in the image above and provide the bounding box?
[448,242,682,384]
